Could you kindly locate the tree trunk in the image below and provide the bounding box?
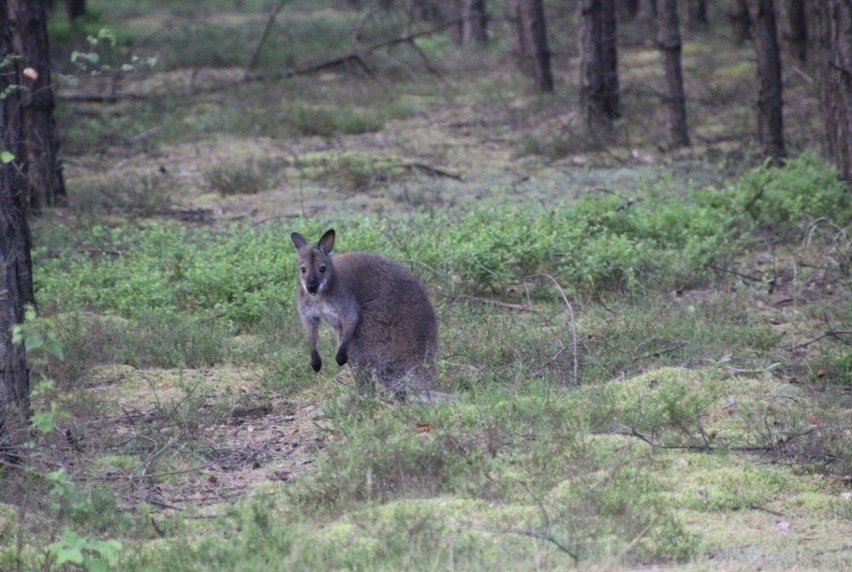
[688,0,709,29]
[580,0,621,133]
[618,0,638,22]
[727,0,752,44]
[782,0,807,61]
[1,0,33,465]
[636,0,657,35]
[814,0,852,181]
[508,0,554,92]
[8,0,67,210]
[66,0,86,21]
[747,0,787,162]
[459,0,488,47]
[656,0,690,148]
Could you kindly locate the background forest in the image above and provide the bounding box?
[0,0,850,570]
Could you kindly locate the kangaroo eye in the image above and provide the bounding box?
[319,265,327,273]
[300,266,306,274]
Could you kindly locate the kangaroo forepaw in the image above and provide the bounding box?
[310,351,322,372]
[335,348,348,366]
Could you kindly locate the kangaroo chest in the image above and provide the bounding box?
[300,297,354,330]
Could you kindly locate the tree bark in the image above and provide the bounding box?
[688,0,709,29]
[727,0,752,44]
[636,0,657,35]
[66,0,85,21]
[656,0,690,148]
[580,0,621,133]
[1,0,33,465]
[782,0,808,61]
[814,0,852,181]
[459,0,488,47]
[618,0,638,22]
[508,0,554,92]
[747,0,787,162]
[8,0,67,210]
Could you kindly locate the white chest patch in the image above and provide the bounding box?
[301,299,343,326]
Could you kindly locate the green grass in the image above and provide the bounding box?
[35,153,849,328]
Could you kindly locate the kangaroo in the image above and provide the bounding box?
[291,228,439,400]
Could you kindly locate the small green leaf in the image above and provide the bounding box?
[89,538,123,558]
[31,411,55,433]
[53,546,85,565]
[44,340,65,359]
[88,560,109,572]
[25,333,44,351]
[1,150,14,164]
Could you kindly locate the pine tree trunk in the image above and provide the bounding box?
[782,0,808,61]
[8,0,67,210]
[460,0,488,47]
[580,0,621,132]
[618,0,638,22]
[67,0,86,21]
[727,0,752,44]
[657,0,690,148]
[636,0,657,35]
[688,0,709,29]
[815,0,852,181]
[0,0,33,465]
[747,0,787,162]
[508,0,554,92]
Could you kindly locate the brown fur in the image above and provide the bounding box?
[291,229,438,397]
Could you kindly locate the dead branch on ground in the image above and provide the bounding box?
[527,273,580,386]
[243,0,291,79]
[59,20,460,103]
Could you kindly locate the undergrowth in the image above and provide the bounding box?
[36,153,850,330]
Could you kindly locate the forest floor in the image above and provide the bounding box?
[1,2,850,571]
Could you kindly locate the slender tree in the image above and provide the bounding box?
[617,0,638,22]
[8,0,66,210]
[747,0,786,162]
[814,0,852,181]
[782,0,807,61]
[1,0,34,465]
[656,0,690,148]
[580,0,620,132]
[636,0,656,33]
[508,0,553,92]
[727,0,752,44]
[688,0,709,29]
[458,0,488,47]
[66,0,85,21]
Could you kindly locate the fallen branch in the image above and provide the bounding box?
[457,294,531,312]
[706,263,764,283]
[399,161,462,180]
[616,424,814,453]
[484,526,579,562]
[527,274,580,386]
[793,329,852,350]
[636,339,687,360]
[60,19,460,103]
[243,0,290,79]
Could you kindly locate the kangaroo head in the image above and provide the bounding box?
[291,229,336,296]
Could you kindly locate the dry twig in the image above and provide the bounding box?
[527,273,580,386]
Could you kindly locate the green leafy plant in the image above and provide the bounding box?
[47,527,122,572]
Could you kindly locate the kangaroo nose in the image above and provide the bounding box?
[306,279,319,295]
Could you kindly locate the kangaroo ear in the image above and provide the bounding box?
[318,229,335,254]
[291,232,308,249]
